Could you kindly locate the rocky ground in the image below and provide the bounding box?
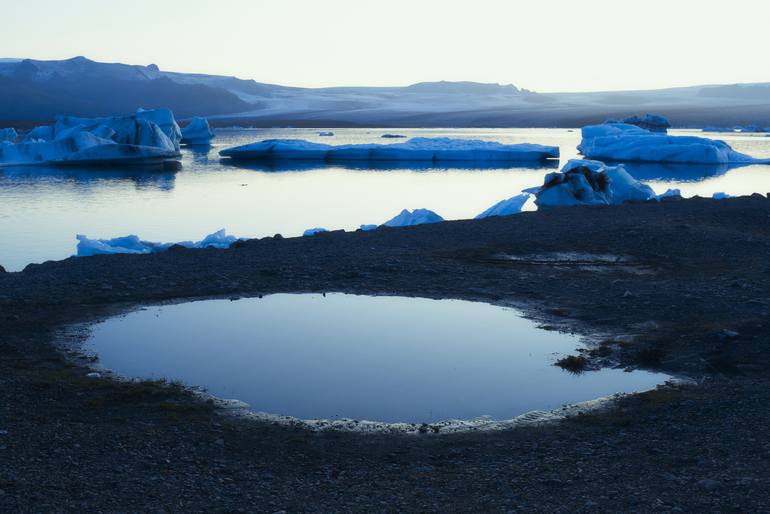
[1,195,769,512]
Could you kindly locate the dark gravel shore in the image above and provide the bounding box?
[1,196,770,512]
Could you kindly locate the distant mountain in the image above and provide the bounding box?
[0,56,252,120]
[2,56,770,127]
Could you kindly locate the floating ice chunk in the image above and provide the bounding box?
[0,128,17,143]
[220,137,559,162]
[712,192,732,199]
[54,115,177,153]
[621,114,670,133]
[381,134,406,139]
[181,117,214,145]
[76,234,168,256]
[317,131,334,137]
[359,224,378,231]
[382,208,444,227]
[578,123,770,164]
[475,193,531,219]
[525,159,656,208]
[303,227,329,236]
[75,229,238,256]
[0,131,178,167]
[135,108,183,150]
[54,109,181,152]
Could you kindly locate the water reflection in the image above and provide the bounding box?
[0,165,178,191]
[619,161,738,182]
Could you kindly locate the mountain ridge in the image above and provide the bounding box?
[2,56,770,127]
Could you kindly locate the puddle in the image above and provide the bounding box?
[82,293,667,424]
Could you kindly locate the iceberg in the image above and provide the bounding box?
[577,123,770,164]
[0,131,179,168]
[475,193,531,219]
[302,227,328,236]
[524,159,656,208]
[76,229,237,257]
[180,117,214,145]
[712,192,732,199]
[317,131,334,137]
[0,127,17,143]
[359,224,378,231]
[621,114,670,133]
[220,137,559,163]
[381,134,406,139]
[382,208,444,227]
[23,125,54,142]
[0,109,183,167]
[54,109,181,152]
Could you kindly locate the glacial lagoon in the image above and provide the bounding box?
[2,128,770,271]
[83,294,668,424]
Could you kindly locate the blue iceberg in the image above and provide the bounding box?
[578,123,770,164]
[476,194,531,219]
[220,137,559,163]
[76,229,237,256]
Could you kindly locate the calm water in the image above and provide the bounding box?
[2,128,770,271]
[84,294,667,424]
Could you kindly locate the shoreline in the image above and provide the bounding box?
[2,195,770,511]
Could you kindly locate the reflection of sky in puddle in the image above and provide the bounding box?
[85,294,668,424]
[1,128,769,270]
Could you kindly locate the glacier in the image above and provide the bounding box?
[220,137,559,163]
[180,117,214,145]
[578,123,770,164]
[382,208,444,227]
[475,194,531,219]
[76,229,237,257]
[0,109,183,167]
[524,159,656,208]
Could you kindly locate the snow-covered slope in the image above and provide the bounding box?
[4,57,770,127]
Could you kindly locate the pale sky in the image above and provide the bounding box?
[4,0,770,92]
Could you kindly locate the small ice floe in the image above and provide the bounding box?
[381,133,406,139]
[180,117,214,145]
[578,123,770,164]
[317,131,335,137]
[76,229,238,256]
[382,208,444,227]
[302,227,328,236]
[524,159,656,208]
[475,193,531,219]
[712,192,732,199]
[0,108,182,167]
[0,127,17,143]
[620,114,671,133]
[220,137,559,163]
